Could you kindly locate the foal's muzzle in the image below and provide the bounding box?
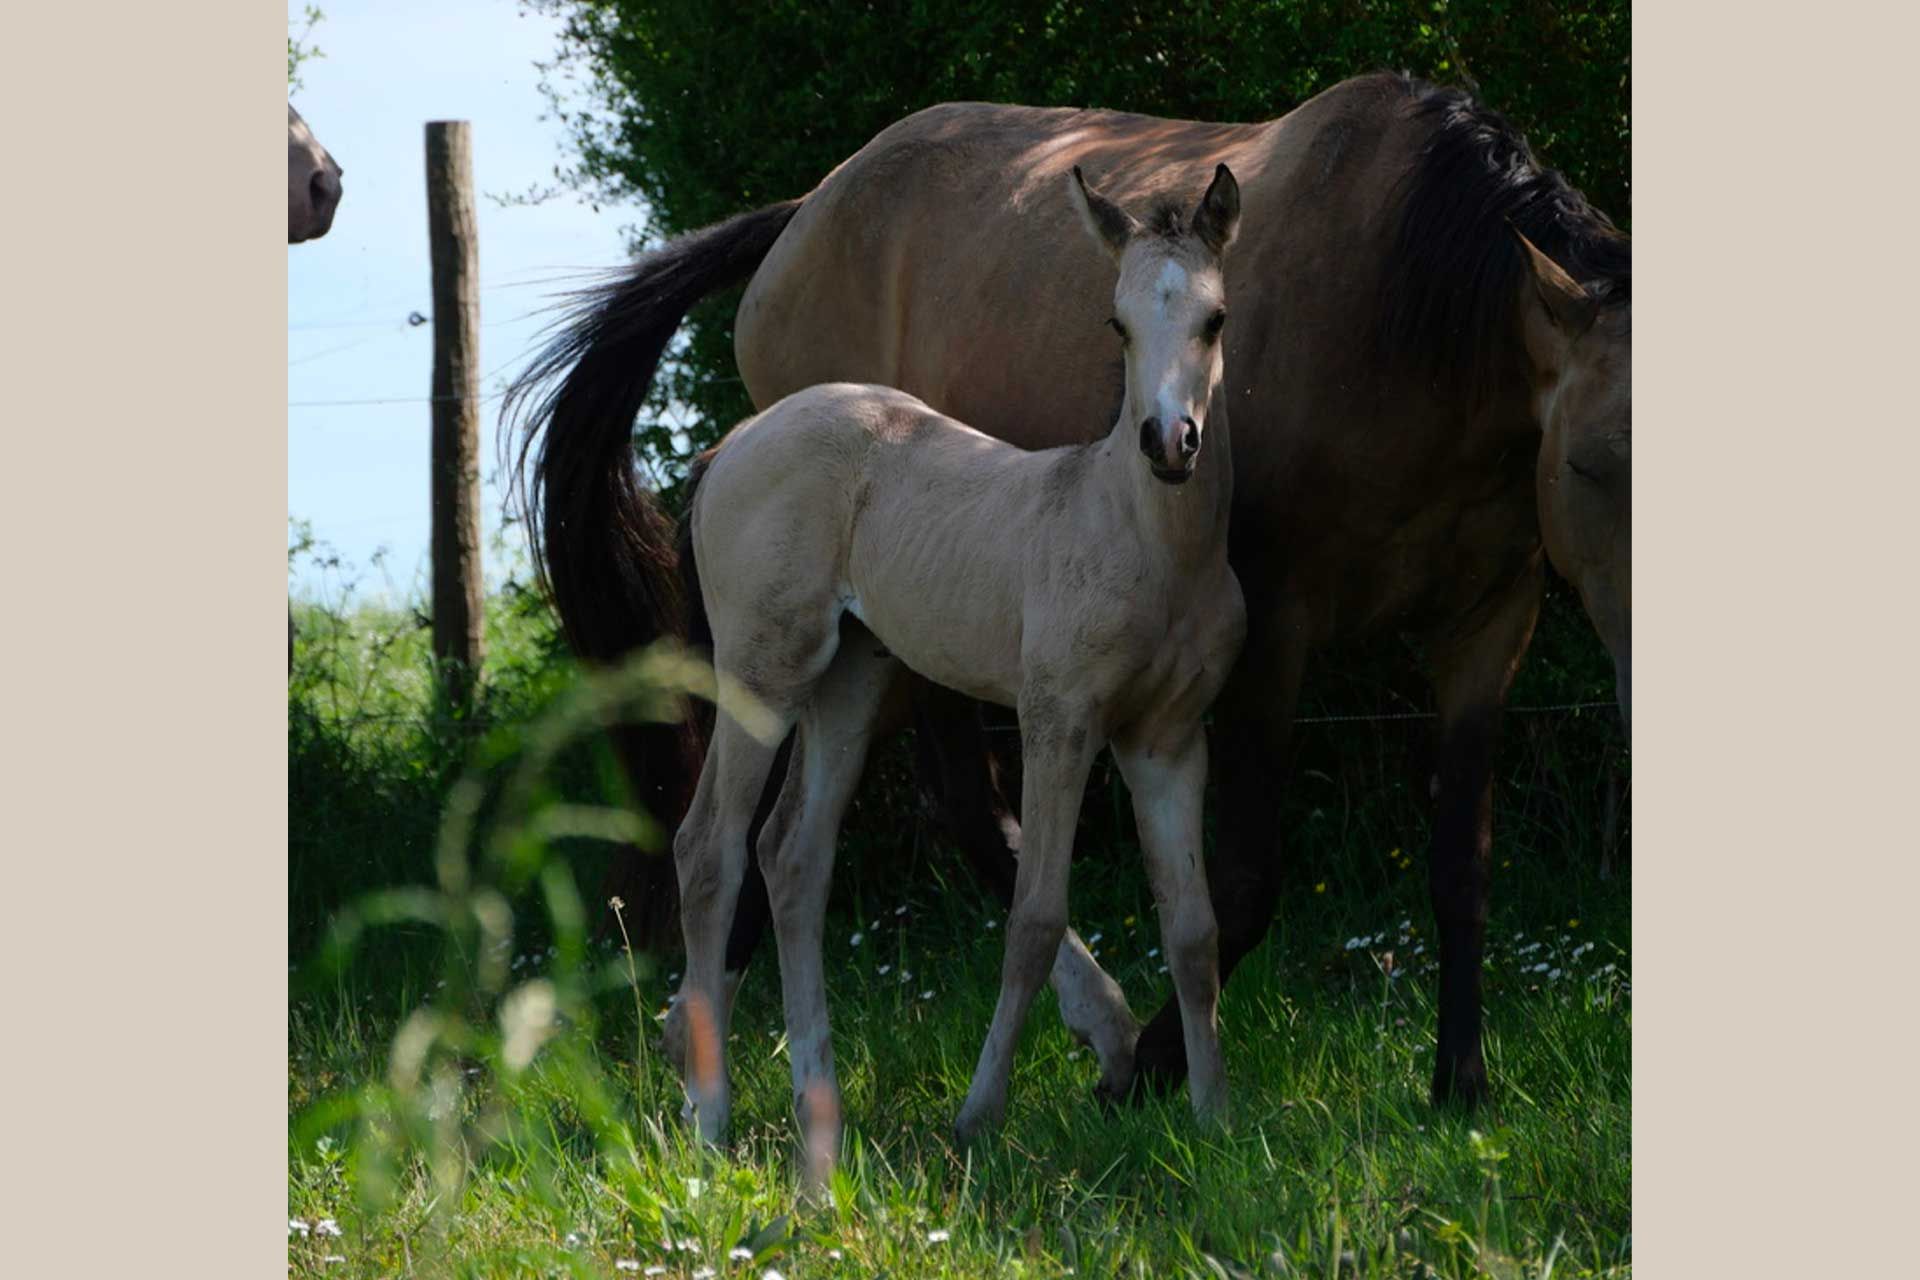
[1140,415,1200,484]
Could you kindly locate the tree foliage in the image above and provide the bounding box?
[529,0,1628,476]
[289,5,326,93]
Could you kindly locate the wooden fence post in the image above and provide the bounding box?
[425,120,484,708]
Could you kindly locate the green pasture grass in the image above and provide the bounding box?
[289,559,1628,1279]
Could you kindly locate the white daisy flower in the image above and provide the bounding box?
[927,1228,951,1244]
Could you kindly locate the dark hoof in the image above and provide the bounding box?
[1091,1074,1131,1114]
[1430,1056,1491,1110]
[1119,1022,1187,1105]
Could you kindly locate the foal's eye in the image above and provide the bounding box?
[1203,309,1227,343]
[1107,317,1129,342]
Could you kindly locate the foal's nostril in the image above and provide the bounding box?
[311,168,341,207]
[1138,417,1161,459]
[1178,417,1200,458]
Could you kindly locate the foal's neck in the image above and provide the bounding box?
[1094,393,1234,567]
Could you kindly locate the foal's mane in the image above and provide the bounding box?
[1378,75,1631,402]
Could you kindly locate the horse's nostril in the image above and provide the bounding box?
[311,169,340,205]
[1179,418,1200,457]
[1138,417,1161,458]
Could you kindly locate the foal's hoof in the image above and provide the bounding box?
[951,1105,1000,1147]
[1430,1055,1491,1110]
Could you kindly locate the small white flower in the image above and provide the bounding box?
[694,1268,718,1280]
[1088,932,1103,945]
[762,1270,787,1280]
[895,905,908,916]
[1157,963,1169,974]
[676,1236,702,1252]
[614,1263,640,1274]
[1533,962,1550,973]
[322,1256,347,1265]
[878,963,892,975]
[927,1228,951,1244]
[1548,968,1563,981]
[1066,1049,1081,1060]
[644,1269,667,1278]
[289,1219,310,1237]
[920,989,933,1000]
[730,1247,755,1262]
[1147,947,1159,958]
[828,1249,844,1260]
[315,1218,343,1238]
[850,932,865,948]
[984,919,997,931]
[1344,937,1362,951]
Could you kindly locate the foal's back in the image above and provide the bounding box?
[693,382,1103,708]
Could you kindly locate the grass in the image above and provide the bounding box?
[288,543,1629,1279]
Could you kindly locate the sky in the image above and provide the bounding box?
[287,0,639,602]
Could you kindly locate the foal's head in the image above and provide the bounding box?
[1068,164,1240,485]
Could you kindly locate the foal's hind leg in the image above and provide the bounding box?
[674,705,791,1145]
[1114,727,1227,1121]
[757,630,900,1183]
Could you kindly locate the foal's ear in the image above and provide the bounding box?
[1192,163,1241,257]
[1068,166,1139,261]
[1513,228,1597,338]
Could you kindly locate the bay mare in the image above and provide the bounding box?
[669,169,1245,1159]
[506,71,1632,1110]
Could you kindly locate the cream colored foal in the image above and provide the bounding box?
[671,166,1248,1164]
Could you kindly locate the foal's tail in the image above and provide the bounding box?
[503,199,802,946]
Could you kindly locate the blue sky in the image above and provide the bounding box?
[288,0,640,602]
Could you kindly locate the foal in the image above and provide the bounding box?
[672,166,1247,1157]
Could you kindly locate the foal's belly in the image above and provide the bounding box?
[843,555,1026,709]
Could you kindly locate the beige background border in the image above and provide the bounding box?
[3,3,1914,1275]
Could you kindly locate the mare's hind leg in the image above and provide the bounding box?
[757,627,901,1183]
[912,685,1140,1099]
[1114,727,1227,1121]
[953,691,1100,1142]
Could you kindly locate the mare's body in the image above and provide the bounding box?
[509,72,1632,1108]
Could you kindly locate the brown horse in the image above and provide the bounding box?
[288,103,343,244]
[290,102,343,672]
[507,71,1631,1109]
[668,168,1244,1158]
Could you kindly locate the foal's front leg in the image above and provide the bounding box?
[953,702,1099,1143]
[1114,728,1227,1120]
[910,684,1140,1098]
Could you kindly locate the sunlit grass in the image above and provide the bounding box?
[288,552,1629,1278]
